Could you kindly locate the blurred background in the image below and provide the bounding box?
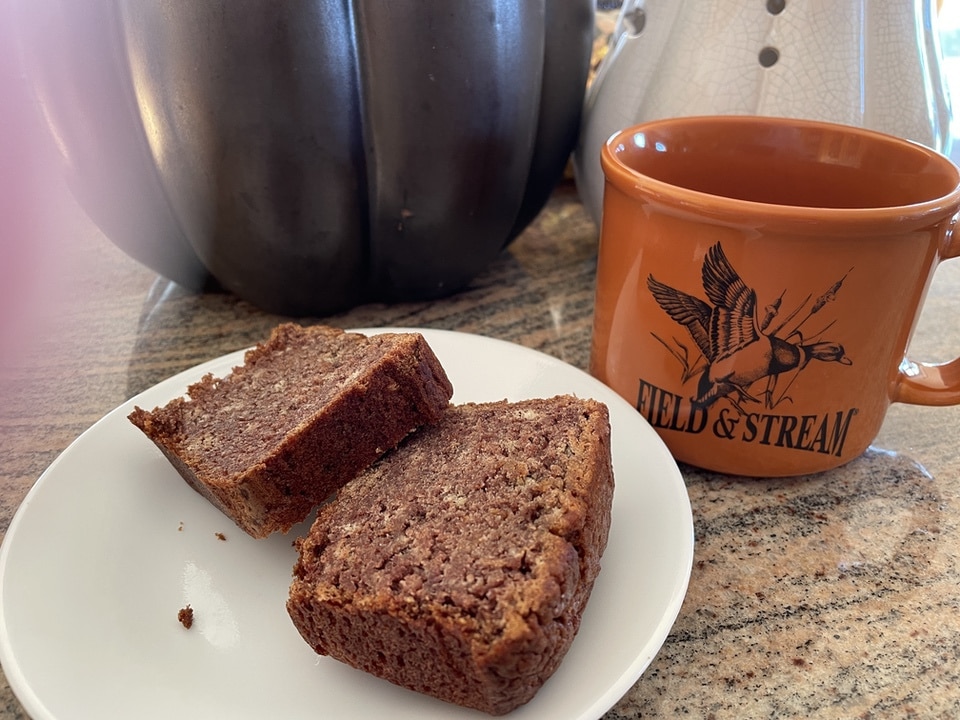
[3,0,960,371]
[940,0,960,151]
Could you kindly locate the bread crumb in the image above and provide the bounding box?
[178,522,184,532]
[215,532,226,541]
[178,605,194,629]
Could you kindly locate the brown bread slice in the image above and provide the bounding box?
[128,324,453,539]
[287,395,614,715]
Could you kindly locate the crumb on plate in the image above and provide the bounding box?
[178,605,194,629]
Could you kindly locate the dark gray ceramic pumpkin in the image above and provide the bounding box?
[14,0,594,315]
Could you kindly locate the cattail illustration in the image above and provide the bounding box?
[774,270,851,343]
[759,292,784,332]
[768,294,809,339]
[811,270,850,314]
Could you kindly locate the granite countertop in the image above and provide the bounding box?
[2,164,960,717]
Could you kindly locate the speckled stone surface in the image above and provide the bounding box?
[2,169,960,718]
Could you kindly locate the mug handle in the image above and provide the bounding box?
[894,215,960,405]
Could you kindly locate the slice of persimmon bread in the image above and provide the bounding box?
[286,395,614,715]
[128,324,453,539]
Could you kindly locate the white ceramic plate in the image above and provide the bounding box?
[0,328,693,720]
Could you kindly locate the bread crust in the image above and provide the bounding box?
[287,396,614,714]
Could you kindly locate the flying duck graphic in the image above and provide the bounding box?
[647,243,852,410]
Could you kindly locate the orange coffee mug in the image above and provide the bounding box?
[590,115,960,477]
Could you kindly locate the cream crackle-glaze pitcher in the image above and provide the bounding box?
[575,0,953,224]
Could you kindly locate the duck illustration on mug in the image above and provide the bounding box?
[647,243,853,414]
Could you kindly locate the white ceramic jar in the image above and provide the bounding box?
[575,0,953,224]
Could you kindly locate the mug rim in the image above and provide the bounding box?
[601,115,960,233]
